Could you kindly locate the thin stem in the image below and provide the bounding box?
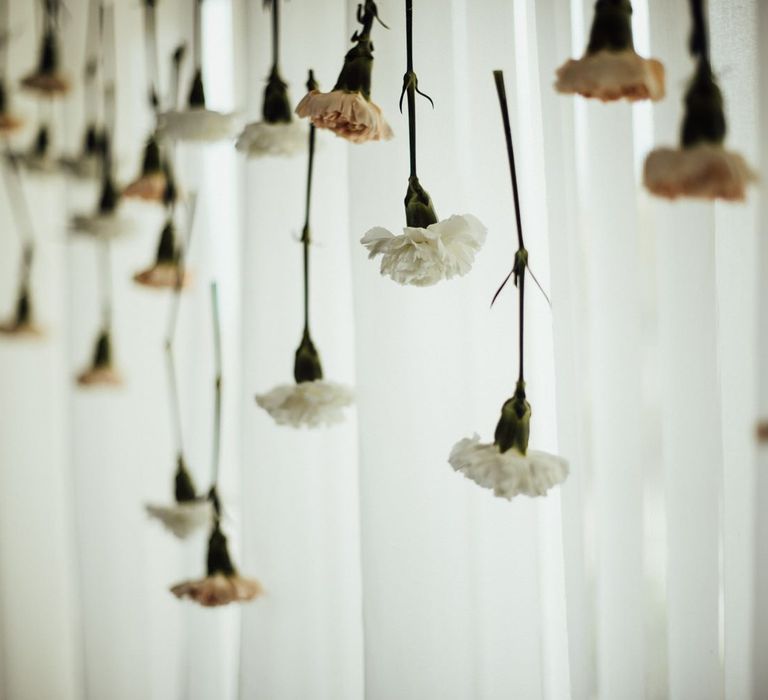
[689,0,709,63]
[144,1,160,113]
[405,0,417,179]
[2,148,36,263]
[494,69,526,386]
[302,124,315,335]
[98,236,113,330]
[210,282,223,487]
[193,0,203,70]
[271,0,280,73]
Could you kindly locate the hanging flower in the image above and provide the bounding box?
[294,0,392,144]
[60,125,106,179]
[15,125,61,174]
[123,136,168,201]
[555,1,664,102]
[71,170,134,238]
[76,329,122,387]
[361,211,486,287]
[644,57,757,201]
[20,29,70,97]
[158,70,238,143]
[236,119,306,157]
[0,286,42,338]
[146,456,213,538]
[171,521,263,607]
[134,216,190,288]
[0,81,23,135]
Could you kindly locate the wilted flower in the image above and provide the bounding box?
[76,330,122,387]
[157,70,238,143]
[134,219,189,289]
[20,30,70,97]
[449,434,568,499]
[555,1,664,102]
[171,521,263,607]
[644,59,757,201]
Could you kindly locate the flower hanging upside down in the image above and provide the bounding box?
[171,521,263,607]
[76,330,123,387]
[555,1,665,102]
[123,137,168,202]
[134,219,190,289]
[20,30,70,97]
[361,178,486,287]
[0,286,43,339]
[294,1,392,144]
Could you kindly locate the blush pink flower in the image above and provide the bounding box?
[296,90,392,144]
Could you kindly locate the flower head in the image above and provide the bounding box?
[256,380,354,428]
[555,1,664,102]
[171,521,263,607]
[20,30,70,97]
[0,287,42,339]
[14,125,60,174]
[60,126,106,179]
[296,90,392,143]
[644,59,757,201]
[361,213,486,287]
[134,219,189,289]
[146,456,212,538]
[236,120,306,157]
[76,330,122,388]
[157,70,238,143]
[0,81,23,135]
[71,171,134,238]
[123,136,169,202]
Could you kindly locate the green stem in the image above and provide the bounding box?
[210,282,223,487]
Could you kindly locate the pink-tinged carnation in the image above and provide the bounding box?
[76,365,123,387]
[133,264,190,290]
[296,90,392,144]
[123,173,167,202]
[643,144,757,202]
[0,318,43,338]
[171,573,263,608]
[555,49,665,102]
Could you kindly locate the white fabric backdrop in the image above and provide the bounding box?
[0,0,765,699]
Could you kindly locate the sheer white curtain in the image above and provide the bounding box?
[0,0,766,699]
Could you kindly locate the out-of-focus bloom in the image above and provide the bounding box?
[20,30,70,97]
[15,126,60,174]
[449,434,569,499]
[361,214,486,287]
[644,60,757,201]
[60,125,105,179]
[0,288,42,338]
[256,380,354,429]
[76,330,122,388]
[555,49,664,102]
[146,501,212,539]
[0,82,23,135]
[555,0,664,102]
[171,522,263,607]
[71,171,134,239]
[123,136,168,202]
[296,89,392,143]
[236,120,306,157]
[157,70,238,143]
[134,219,189,289]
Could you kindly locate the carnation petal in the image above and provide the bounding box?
[255,380,354,429]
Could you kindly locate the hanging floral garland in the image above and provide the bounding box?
[448,71,568,500]
[295,0,392,143]
[360,0,485,287]
[157,0,239,143]
[172,283,263,606]
[555,0,665,102]
[643,0,757,201]
[236,0,306,158]
[256,71,354,429]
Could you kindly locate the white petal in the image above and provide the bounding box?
[255,380,354,428]
[157,108,240,142]
[145,500,213,539]
[236,121,307,158]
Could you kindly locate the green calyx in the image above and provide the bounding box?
[84,125,102,156]
[333,40,374,98]
[98,173,119,215]
[156,220,178,264]
[39,30,59,74]
[15,287,31,326]
[34,126,49,157]
[206,522,237,577]
[586,0,635,54]
[294,330,323,384]
[494,380,532,455]
[141,136,162,176]
[92,330,113,369]
[187,69,206,109]
[404,176,438,229]
[681,58,726,148]
[262,68,293,124]
[174,454,198,502]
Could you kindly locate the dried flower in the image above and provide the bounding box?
[555,1,664,102]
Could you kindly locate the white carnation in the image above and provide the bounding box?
[555,49,665,102]
[236,121,306,158]
[361,214,486,287]
[70,212,135,238]
[157,108,239,143]
[255,380,354,429]
[145,500,213,539]
[449,434,568,499]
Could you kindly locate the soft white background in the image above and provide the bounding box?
[0,0,766,698]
